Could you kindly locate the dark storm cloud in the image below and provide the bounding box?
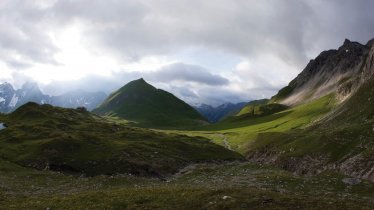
[1,0,374,67]
[47,0,374,66]
[48,0,315,65]
[302,0,374,56]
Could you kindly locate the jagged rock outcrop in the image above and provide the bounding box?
[50,90,107,111]
[0,82,48,112]
[0,82,16,113]
[271,38,374,105]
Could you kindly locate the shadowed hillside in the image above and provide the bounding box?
[0,102,242,177]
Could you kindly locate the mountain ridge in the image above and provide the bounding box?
[0,82,107,112]
[271,38,374,106]
[194,102,247,123]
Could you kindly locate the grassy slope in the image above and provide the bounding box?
[196,94,336,152]
[217,99,270,121]
[235,103,289,117]
[245,77,374,175]
[0,103,242,177]
[93,78,206,128]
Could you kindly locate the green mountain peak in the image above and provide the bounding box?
[93,79,207,128]
[130,77,147,85]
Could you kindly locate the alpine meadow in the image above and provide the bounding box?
[1,1,374,209]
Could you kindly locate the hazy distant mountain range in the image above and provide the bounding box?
[0,82,107,113]
[194,102,248,123]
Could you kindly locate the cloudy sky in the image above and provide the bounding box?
[1,0,374,105]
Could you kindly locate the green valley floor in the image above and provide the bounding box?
[1,159,374,210]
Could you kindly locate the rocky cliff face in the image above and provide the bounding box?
[0,83,16,113]
[50,90,107,111]
[0,82,47,112]
[248,38,374,182]
[272,38,374,105]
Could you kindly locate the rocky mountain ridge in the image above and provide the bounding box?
[0,82,106,112]
[272,38,374,105]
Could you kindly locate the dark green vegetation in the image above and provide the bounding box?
[270,85,294,103]
[1,160,374,209]
[235,103,288,118]
[93,78,207,128]
[0,102,242,177]
[246,98,270,106]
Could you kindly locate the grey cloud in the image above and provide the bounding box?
[43,0,374,67]
[302,0,374,57]
[42,72,140,95]
[1,0,374,67]
[46,0,313,65]
[145,63,229,86]
[168,86,199,101]
[153,82,249,106]
[0,1,59,68]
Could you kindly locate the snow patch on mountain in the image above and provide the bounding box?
[9,95,18,107]
[0,82,107,113]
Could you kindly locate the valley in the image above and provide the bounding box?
[1,37,374,209]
